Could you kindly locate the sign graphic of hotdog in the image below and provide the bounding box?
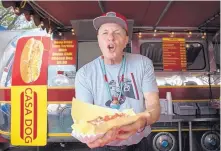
[11,36,49,146]
[20,38,44,83]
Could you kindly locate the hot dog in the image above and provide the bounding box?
[20,38,44,83]
[87,113,127,126]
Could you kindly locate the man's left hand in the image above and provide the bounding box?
[116,116,147,140]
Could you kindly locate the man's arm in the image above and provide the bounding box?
[140,57,160,125]
[140,91,160,126]
[116,92,160,140]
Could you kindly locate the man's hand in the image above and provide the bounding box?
[87,127,119,148]
[116,116,147,140]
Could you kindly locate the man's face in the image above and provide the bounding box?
[97,23,129,60]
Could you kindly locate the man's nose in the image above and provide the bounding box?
[107,33,114,41]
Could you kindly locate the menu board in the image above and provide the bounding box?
[49,40,77,65]
[47,40,77,87]
[162,38,187,71]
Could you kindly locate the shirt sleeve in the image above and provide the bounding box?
[142,56,159,93]
[74,67,94,104]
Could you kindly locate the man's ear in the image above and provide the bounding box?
[125,36,129,47]
[96,29,99,39]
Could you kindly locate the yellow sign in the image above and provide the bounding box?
[11,86,47,146]
[162,38,185,42]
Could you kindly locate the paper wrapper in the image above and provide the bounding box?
[71,98,140,143]
[71,129,104,143]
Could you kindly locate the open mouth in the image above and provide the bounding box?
[107,44,115,51]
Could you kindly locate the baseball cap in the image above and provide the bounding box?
[93,11,128,32]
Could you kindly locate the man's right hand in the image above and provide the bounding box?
[87,127,119,148]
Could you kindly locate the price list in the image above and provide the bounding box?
[49,40,77,65]
[162,38,187,71]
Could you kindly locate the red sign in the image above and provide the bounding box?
[48,40,77,65]
[11,36,50,86]
[162,38,187,71]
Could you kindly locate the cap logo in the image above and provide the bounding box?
[106,12,116,17]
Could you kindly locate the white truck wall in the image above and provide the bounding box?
[77,42,102,69]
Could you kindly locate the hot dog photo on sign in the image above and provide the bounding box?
[20,38,44,83]
[11,36,50,86]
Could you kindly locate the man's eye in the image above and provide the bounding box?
[114,32,121,35]
[103,32,108,35]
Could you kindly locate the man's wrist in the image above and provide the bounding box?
[144,111,152,125]
[137,111,152,133]
[137,117,147,133]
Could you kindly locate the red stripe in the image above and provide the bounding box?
[20,92,24,139]
[0,87,220,102]
[0,135,8,142]
[33,92,37,140]
[131,73,139,100]
[104,75,108,82]
[47,89,75,101]
[158,87,220,100]
[0,89,10,101]
[121,75,124,82]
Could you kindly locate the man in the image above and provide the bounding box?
[75,11,160,151]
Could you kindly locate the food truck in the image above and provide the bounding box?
[0,1,220,151]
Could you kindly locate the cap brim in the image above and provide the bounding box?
[93,16,127,31]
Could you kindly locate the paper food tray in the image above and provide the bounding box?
[71,129,104,144]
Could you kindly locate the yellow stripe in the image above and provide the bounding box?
[0,128,211,137]
[0,101,10,104]
[152,128,210,132]
[48,133,71,137]
[0,87,10,89]
[159,85,220,88]
[0,130,9,135]
[172,99,215,102]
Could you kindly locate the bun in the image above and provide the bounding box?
[20,38,44,83]
[71,99,139,135]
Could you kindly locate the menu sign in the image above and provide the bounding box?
[49,40,77,65]
[162,38,187,71]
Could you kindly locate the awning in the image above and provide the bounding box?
[2,1,220,35]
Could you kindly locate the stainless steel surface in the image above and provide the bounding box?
[189,121,193,151]
[178,122,182,151]
[158,115,220,123]
[173,115,220,122]
[155,72,220,86]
